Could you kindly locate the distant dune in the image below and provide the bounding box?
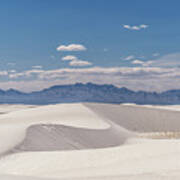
[85,103,180,132]
[0,103,180,180]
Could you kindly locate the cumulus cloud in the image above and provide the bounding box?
[57,44,86,51]
[123,24,148,30]
[132,60,153,67]
[32,65,43,69]
[69,60,92,66]
[62,55,92,67]
[9,70,16,73]
[126,53,180,68]
[124,55,135,61]
[132,59,144,65]
[62,55,77,61]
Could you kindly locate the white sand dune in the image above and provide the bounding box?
[12,123,132,152]
[2,174,180,180]
[85,103,180,132]
[0,103,180,180]
[0,104,37,114]
[0,104,111,155]
[123,103,180,112]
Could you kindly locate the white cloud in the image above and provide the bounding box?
[9,70,16,73]
[69,60,92,66]
[3,52,180,92]
[123,25,131,29]
[4,66,180,92]
[131,26,141,30]
[62,55,77,61]
[62,55,92,67]
[139,24,148,29]
[132,59,144,65]
[124,55,135,61]
[150,53,180,67]
[132,60,153,67]
[9,73,24,79]
[57,44,86,51]
[123,24,148,31]
[125,53,180,68]
[143,61,153,67]
[32,65,43,69]
[0,71,8,76]
[5,66,177,81]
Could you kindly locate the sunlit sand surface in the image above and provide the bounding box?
[0,103,180,180]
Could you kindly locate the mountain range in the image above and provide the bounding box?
[0,82,180,105]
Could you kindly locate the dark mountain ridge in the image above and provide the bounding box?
[0,82,180,105]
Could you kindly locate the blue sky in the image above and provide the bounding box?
[0,0,180,91]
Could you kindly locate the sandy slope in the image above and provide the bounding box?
[12,123,132,152]
[0,104,111,155]
[0,103,180,180]
[85,103,180,132]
